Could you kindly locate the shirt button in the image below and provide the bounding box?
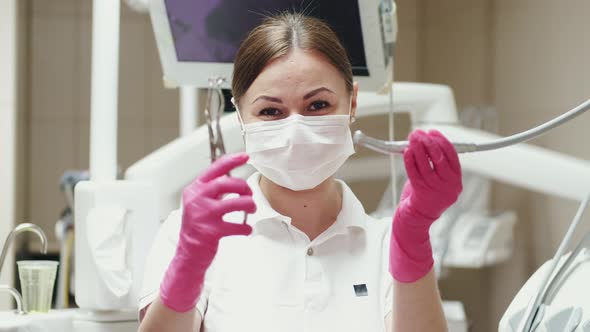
[307,247,314,256]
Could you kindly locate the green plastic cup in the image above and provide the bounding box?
[17,260,58,313]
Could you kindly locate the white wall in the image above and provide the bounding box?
[489,0,590,329]
[0,0,18,310]
[26,0,180,252]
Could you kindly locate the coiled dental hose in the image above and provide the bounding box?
[354,97,590,154]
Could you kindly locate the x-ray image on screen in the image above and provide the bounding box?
[164,0,369,75]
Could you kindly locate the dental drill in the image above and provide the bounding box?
[354,97,590,154]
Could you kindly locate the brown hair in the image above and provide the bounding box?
[231,12,353,106]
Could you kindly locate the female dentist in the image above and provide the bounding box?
[138,12,461,332]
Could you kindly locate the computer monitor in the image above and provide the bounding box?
[150,0,394,90]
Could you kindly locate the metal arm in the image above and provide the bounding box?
[0,223,48,275]
[0,285,25,314]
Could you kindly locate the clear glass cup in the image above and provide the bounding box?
[17,260,58,313]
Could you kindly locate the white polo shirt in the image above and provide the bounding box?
[140,173,394,332]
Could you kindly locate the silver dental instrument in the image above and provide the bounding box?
[204,76,247,224]
[517,194,590,332]
[205,76,227,162]
[354,97,590,154]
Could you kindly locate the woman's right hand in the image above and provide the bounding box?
[389,130,462,283]
[159,153,256,312]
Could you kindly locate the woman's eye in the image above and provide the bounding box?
[258,108,282,117]
[309,100,330,112]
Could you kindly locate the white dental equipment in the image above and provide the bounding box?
[500,194,590,332]
[354,97,590,155]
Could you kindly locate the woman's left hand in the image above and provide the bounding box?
[389,129,462,283]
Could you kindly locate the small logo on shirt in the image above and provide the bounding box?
[353,284,368,297]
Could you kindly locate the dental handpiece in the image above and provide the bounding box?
[354,97,590,155]
[354,131,477,154]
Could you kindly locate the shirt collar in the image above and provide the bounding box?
[246,172,286,225]
[333,178,369,232]
[246,173,368,233]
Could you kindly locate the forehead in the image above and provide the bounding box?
[242,49,348,101]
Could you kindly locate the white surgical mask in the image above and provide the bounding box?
[233,98,355,191]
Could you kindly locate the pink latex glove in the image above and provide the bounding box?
[160,153,256,312]
[390,129,462,283]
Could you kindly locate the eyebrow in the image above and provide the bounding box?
[303,87,335,100]
[251,87,335,104]
[252,95,283,104]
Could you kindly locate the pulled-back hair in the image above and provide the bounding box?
[231,13,353,105]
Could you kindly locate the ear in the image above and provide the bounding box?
[351,81,359,119]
